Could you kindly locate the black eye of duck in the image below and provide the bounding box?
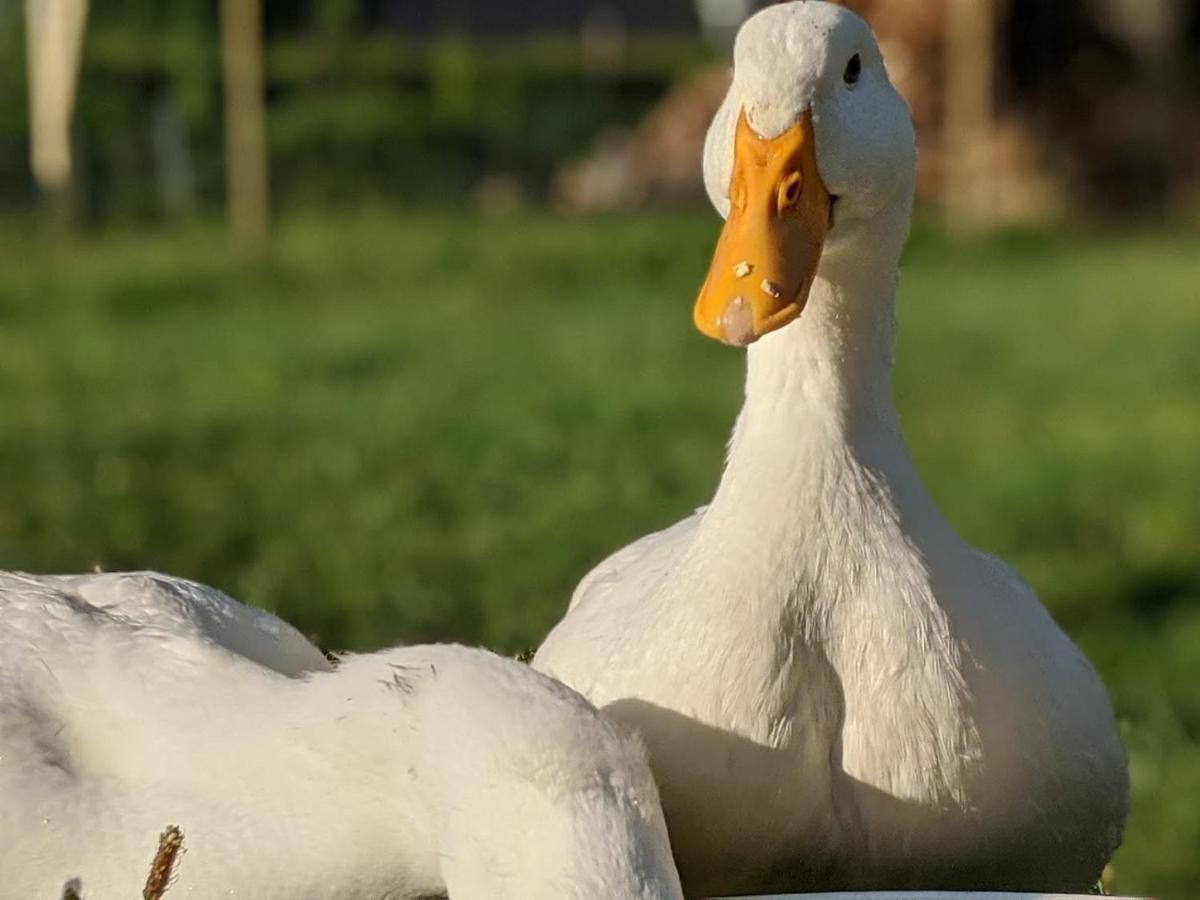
[843,53,861,86]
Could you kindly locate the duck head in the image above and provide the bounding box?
[695,1,917,346]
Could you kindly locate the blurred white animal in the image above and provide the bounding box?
[0,571,682,900]
[536,3,1128,896]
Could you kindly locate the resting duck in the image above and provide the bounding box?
[0,571,683,899]
[534,3,1128,896]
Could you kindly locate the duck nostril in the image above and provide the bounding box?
[778,171,803,212]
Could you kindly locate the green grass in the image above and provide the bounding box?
[1,210,1197,896]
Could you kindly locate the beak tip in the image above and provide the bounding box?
[719,296,756,347]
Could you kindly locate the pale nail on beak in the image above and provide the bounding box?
[719,296,755,347]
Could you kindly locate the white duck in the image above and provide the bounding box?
[534,3,1128,897]
[0,571,683,899]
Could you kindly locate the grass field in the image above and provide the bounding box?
[0,210,1197,896]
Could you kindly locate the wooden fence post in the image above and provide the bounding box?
[220,0,270,254]
[25,0,90,225]
[944,0,996,232]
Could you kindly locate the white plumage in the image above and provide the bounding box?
[535,3,1128,896]
[0,571,683,899]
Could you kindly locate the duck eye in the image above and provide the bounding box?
[843,53,861,86]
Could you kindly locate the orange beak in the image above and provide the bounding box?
[694,109,831,346]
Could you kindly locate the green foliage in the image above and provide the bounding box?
[0,27,712,217]
[0,211,1197,897]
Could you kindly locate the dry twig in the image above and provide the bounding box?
[142,825,185,900]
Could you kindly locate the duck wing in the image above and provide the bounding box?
[567,509,705,614]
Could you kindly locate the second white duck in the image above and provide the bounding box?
[0,571,682,900]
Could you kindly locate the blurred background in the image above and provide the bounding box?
[1,0,1197,895]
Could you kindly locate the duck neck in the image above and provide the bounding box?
[741,262,899,442]
[724,211,910,484]
[692,210,934,596]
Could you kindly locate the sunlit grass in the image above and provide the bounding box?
[0,209,1196,896]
